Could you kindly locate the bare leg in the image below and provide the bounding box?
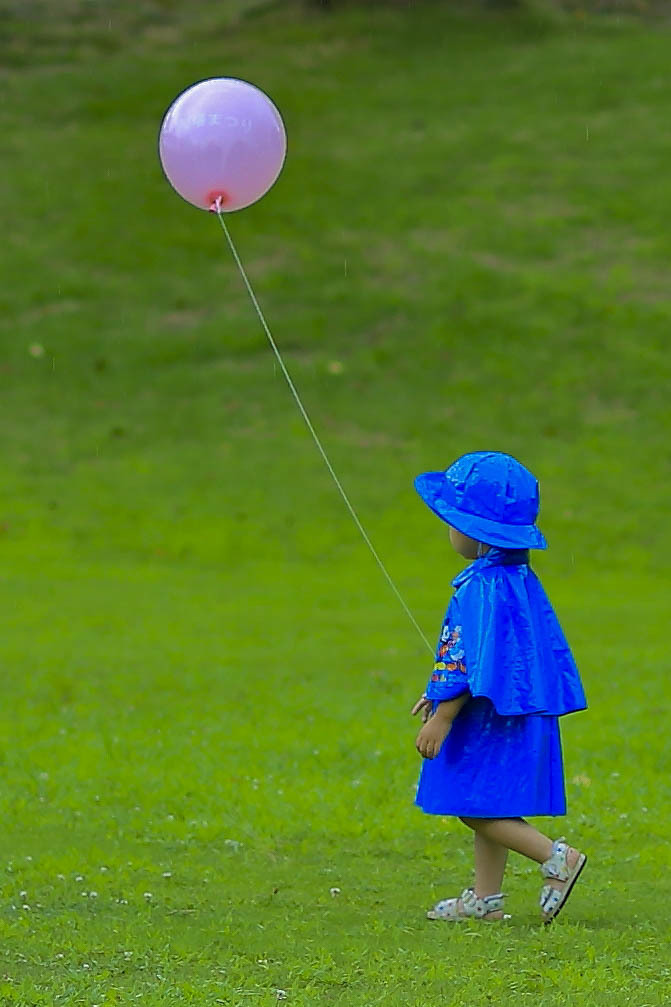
[473,830,508,901]
[461,817,553,864]
[427,818,583,922]
[461,816,584,920]
[430,828,508,920]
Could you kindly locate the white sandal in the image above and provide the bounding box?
[539,838,587,924]
[427,887,508,921]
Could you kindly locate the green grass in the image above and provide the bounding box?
[1,0,671,1003]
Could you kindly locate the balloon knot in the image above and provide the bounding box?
[208,192,228,213]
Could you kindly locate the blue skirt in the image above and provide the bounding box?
[415,696,566,818]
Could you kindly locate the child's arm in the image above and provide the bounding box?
[414,692,470,759]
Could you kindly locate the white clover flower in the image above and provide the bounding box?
[143,892,153,900]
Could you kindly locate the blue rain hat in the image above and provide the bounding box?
[414,451,548,550]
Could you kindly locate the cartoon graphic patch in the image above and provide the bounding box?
[432,624,466,681]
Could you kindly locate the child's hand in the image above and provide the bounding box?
[415,715,451,759]
[411,695,432,724]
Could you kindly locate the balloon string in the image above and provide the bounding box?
[213,206,433,655]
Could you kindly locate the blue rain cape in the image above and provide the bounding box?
[425,548,586,717]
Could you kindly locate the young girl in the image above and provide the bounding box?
[411,451,587,923]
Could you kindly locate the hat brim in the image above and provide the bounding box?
[414,471,548,550]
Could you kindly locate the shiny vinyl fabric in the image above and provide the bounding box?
[415,452,548,551]
[415,697,567,817]
[451,549,585,716]
[416,548,586,818]
[425,549,586,716]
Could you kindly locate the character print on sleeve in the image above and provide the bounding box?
[431,623,467,683]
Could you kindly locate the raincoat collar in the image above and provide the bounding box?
[452,547,530,588]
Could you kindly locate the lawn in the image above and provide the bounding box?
[1,0,670,1003]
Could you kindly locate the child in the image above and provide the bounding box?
[411,451,587,923]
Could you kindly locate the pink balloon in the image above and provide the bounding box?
[159,77,287,213]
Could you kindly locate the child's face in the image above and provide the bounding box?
[448,525,486,560]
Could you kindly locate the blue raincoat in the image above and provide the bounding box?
[415,548,586,818]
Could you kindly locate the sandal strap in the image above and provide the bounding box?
[428,887,505,920]
[539,846,587,921]
[461,888,505,917]
[539,883,563,914]
[540,838,571,881]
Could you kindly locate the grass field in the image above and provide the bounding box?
[1,0,671,1003]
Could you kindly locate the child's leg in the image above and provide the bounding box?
[473,831,508,899]
[461,816,553,864]
[424,818,509,920]
[461,816,585,920]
